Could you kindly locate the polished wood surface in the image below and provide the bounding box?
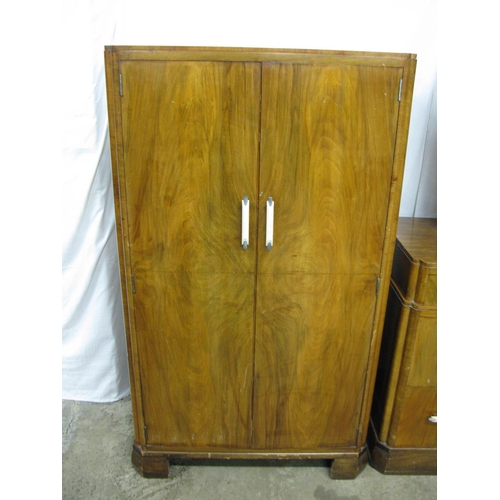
[253,62,402,449]
[120,60,260,448]
[391,218,437,307]
[253,274,376,448]
[106,45,416,68]
[394,218,437,265]
[258,63,401,275]
[105,47,417,478]
[369,217,437,474]
[121,60,260,274]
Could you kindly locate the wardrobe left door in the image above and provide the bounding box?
[118,60,261,449]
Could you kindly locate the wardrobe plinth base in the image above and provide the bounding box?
[131,444,369,479]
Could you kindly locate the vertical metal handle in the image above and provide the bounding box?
[266,197,274,251]
[242,196,249,250]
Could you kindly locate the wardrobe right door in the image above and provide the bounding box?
[252,62,403,450]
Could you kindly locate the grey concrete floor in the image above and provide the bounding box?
[62,397,437,499]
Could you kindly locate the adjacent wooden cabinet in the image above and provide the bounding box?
[104,46,416,479]
[369,217,437,474]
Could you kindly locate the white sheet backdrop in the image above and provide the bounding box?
[62,0,437,402]
[62,0,129,402]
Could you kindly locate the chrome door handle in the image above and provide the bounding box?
[242,196,249,250]
[266,197,274,251]
[428,415,437,423]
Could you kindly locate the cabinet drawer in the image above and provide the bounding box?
[394,386,437,448]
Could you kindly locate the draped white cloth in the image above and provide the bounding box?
[62,0,129,402]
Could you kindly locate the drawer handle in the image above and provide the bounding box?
[266,197,274,251]
[242,196,249,250]
[428,415,437,423]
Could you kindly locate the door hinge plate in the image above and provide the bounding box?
[376,277,381,297]
[398,78,403,102]
[144,425,148,442]
[131,275,136,294]
[119,73,123,96]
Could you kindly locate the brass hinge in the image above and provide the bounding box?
[355,427,359,443]
[144,425,148,442]
[376,277,381,297]
[119,73,123,97]
[131,275,136,294]
[398,78,403,102]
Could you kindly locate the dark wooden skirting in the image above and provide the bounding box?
[330,446,369,479]
[132,443,368,479]
[367,419,436,475]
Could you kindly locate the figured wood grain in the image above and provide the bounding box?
[119,60,261,449]
[253,273,377,449]
[258,63,402,274]
[253,62,404,450]
[120,60,260,274]
[134,271,255,448]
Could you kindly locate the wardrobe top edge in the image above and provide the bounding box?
[104,45,416,61]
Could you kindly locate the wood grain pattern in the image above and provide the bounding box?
[258,63,402,274]
[395,218,437,266]
[253,273,377,449]
[252,62,403,450]
[134,271,255,448]
[121,60,260,274]
[357,55,417,447]
[119,60,261,449]
[105,46,415,68]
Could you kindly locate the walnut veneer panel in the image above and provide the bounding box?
[119,60,260,448]
[121,60,261,275]
[134,271,255,448]
[258,63,402,275]
[253,273,376,449]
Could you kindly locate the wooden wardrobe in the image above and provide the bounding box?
[104,46,416,479]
